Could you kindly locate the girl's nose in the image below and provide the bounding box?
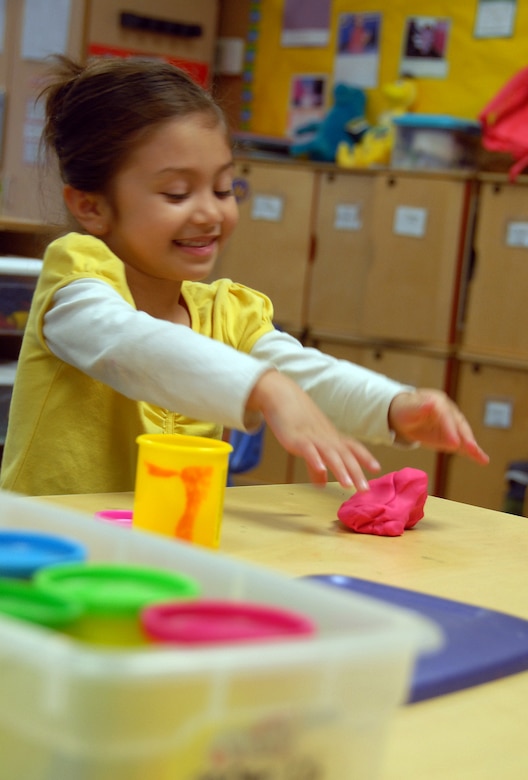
[192,191,223,224]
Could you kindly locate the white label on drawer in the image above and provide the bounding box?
[393,206,428,237]
[505,221,528,248]
[334,203,362,230]
[251,195,284,221]
[483,399,513,429]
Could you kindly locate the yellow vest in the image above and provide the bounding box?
[0,233,274,495]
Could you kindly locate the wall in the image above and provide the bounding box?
[250,0,528,135]
[0,0,219,221]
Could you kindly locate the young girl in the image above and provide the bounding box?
[0,56,488,496]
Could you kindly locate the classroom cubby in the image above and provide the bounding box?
[443,355,528,513]
[306,168,376,339]
[358,171,476,348]
[212,159,317,332]
[461,175,528,362]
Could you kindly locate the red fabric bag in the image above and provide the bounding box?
[479,66,528,181]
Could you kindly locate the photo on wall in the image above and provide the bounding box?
[334,12,382,89]
[287,74,328,136]
[400,16,450,79]
[281,0,331,47]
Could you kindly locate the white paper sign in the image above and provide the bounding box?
[483,399,513,429]
[334,203,362,231]
[393,206,428,238]
[251,195,284,222]
[506,221,528,248]
[23,96,45,164]
[474,0,517,39]
[21,0,71,61]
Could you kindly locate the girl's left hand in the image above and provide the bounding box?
[388,388,490,465]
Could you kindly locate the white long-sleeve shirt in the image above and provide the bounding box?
[45,278,407,445]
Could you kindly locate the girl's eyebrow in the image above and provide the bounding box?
[155,160,235,176]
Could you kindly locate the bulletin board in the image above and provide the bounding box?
[249,0,527,136]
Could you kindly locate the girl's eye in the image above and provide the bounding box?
[163,193,188,202]
[215,189,234,199]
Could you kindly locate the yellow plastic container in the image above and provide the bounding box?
[134,434,233,548]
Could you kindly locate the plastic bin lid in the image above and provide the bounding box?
[393,113,481,132]
[0,529,87,578]
[141,599,316,645]
[34,562,200,616]
[0,578,82,628]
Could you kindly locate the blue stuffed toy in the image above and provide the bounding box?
[290,83,367,163]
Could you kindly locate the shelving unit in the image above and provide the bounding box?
[225,158,476,497]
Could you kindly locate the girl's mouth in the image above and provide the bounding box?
[174,237,218,248]
[173,237,219,258]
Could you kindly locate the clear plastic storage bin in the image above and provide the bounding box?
[391,114,481,170]
[0,490,440,780]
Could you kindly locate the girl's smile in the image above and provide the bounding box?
[173,235,220,255]
[95,114,238,309]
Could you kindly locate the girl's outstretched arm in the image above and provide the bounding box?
[247,369,380,490]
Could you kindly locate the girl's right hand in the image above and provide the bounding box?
[246,370,380,491]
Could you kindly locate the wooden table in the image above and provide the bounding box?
[41,483,528,780]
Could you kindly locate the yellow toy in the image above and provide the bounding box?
[337,75,418,168]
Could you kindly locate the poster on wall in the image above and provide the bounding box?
[281,0,331,47]
[334,13,382,89]
[400,16,450,79]
[87,43,209,87]
[474,0,517,38]
[287,74,328,136]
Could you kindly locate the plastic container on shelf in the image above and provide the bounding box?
[0,489,441,780]
[391,113,482,170]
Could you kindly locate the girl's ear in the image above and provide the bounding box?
[63,186,111,236]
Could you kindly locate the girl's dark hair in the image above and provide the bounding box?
[40,56,226,193]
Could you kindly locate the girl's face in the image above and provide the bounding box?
[101,114,238,286]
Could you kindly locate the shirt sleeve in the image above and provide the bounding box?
[250,329,413,445]
[43,278,272,432]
